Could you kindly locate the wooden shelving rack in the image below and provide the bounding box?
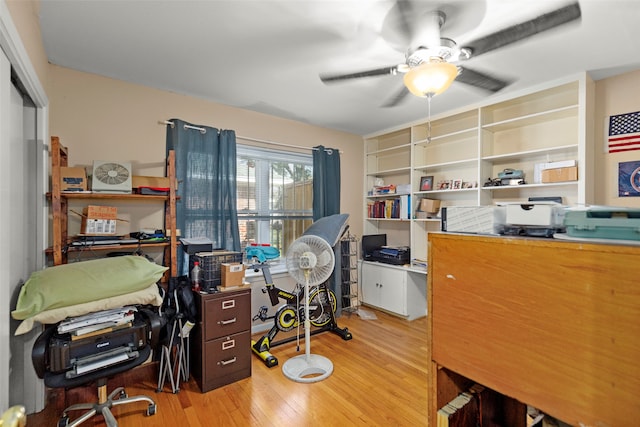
[48,136,178,277]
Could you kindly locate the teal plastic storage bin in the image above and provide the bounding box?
[564,206,640,241]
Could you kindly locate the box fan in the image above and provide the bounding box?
[91,161,132,193]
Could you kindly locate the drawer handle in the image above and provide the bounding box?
[218,357,237,366]
[222,300,236,309]
[446,274,456,280]
[218,317,237,325]
[222,339,236,350]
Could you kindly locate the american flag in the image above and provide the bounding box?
[608,111,640,153]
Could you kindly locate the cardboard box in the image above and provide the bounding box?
[81,205,117,235]
[419,198,441,214]
[60,167,87,192]
[534,160,577,183]
[221,263,245,288]
[542,166,578,183]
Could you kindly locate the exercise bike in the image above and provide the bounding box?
[248,246,352,368]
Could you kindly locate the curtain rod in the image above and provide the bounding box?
[160,120,340,153]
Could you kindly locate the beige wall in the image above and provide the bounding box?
[5,0,50,94]
[6,0,364,241]
[47,65,364,237]
[594,69,640,207]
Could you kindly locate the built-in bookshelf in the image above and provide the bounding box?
[362,72,595,269]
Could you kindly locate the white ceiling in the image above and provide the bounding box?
[38,0,640,136]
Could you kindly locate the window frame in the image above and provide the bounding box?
[236,144,313,256]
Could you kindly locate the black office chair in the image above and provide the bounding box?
[32,309,161,427]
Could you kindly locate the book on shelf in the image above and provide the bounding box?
[437,384,493,427]
[436,390,478,427]
[367,196,410,219]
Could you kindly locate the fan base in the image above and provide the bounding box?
[282,354,333,383]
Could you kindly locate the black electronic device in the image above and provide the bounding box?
[372,246,410,266]
[362,234,387,261]
[48,316,147,375]
[529,196,563,204]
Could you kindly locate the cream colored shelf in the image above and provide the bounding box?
[365,166,411,177]
[413,127,478,146]
[482,105,578,132]
[366,193,410,199]
[414,217,441,223]
[366,143,411,155]
[480,81,578,125]
[482,181,579,191]
[414,158,477,171]
[422,187,478,195]
[412,109,478,142]
[481,144,579,162]
[365,217,411,222]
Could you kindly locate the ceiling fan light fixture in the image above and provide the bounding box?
[403,59,458,98]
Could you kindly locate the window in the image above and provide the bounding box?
[236,145,313,256]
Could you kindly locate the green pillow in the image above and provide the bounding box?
[12,256,168,320]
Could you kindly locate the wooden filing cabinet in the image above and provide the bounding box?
[427,232,640,427]
[191,287,251,392]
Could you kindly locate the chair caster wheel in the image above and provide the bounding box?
[58,416,70,427]
[147,403,157,416]
[119,390,128,399]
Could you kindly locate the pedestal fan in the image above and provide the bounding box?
[281,234,336,383]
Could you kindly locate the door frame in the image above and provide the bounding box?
[0,0,48,414]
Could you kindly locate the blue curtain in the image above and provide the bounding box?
[312,145,342,313]
[312,145,341,220]
[166,118,240,275]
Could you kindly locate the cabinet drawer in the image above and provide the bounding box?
[202,330,251,391]
[203,291,250,341]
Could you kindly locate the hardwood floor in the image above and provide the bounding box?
[27,308,428,426]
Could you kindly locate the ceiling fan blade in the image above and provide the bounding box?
[381,85,410,108]
[380,0,417,51]
[456,66,511,93]
[462,2,581,58]
[319,65,401,83]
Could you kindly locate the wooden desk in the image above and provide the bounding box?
[427,233,640,427]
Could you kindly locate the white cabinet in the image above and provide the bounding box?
[360,261,426,320]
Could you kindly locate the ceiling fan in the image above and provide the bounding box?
[319,1,582,107]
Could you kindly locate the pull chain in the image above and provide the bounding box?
[427,93,433,143]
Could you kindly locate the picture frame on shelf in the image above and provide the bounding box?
[452,179,463,190]
[438,180,452,190]
[420,175,434,191]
